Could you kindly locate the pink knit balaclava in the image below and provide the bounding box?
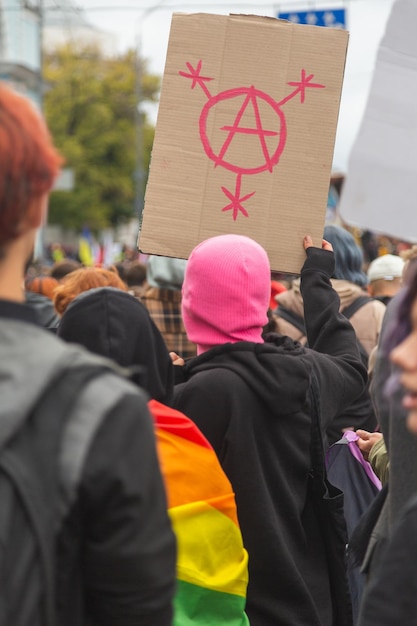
[182,234,271,354]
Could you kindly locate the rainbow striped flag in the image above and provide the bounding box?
[149,399,249,626]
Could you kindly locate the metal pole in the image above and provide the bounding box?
[135,0,168,223]
[38,0,44,111]
[35,0,46,264]
[135,34,144,221]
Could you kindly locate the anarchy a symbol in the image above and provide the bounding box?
[180,61,325,220]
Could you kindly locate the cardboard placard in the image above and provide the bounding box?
[339,0,417,243]
[139,13,348,273]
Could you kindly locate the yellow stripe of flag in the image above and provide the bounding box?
[169,498,249,598]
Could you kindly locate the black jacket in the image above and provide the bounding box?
[0,300,176,626]
[25,290,60,329]
[357,491,417,625]
[173,247,367,626]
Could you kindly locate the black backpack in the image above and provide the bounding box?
[0,364,109,626]
[276,295,372,368]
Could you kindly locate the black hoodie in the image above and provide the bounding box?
[173,247,367,626]
[57,287,174,405]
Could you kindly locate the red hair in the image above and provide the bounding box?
[0,83,63,246]
[53,267,128,316]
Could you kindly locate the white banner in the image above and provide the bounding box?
[339,0,417,242]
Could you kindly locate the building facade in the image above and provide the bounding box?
[0,0,41,104]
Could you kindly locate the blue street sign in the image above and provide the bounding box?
[277,8,346,29]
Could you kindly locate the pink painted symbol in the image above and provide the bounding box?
[179,61,325,220]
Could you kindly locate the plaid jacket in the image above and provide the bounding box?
[140,287,197,360]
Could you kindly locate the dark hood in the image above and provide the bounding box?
[183,336,312,416]
[57,287,174,404]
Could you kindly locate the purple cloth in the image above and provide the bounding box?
[343,430,382,491]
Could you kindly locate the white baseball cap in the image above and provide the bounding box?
[367,254,405,282]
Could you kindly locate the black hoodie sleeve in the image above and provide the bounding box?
[300,246,368,429]
[79,391,176,626]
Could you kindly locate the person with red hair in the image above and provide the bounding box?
[0,83,175,625]
[53,266,127,316]
[0,86,62,254]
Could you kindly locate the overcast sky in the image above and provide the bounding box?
[80,0,396,173]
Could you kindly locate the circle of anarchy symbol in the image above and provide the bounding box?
[179,60,325,220]
[200,87,286,175]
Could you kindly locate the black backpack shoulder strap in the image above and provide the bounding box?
[342,296,373,367]
[276,305,306,335]
[342,295,372,320]
[57,363,138,519]
[308,370,353,625]
[0,363,114,626]
[309,371,326,481]
[278,296,372,338]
